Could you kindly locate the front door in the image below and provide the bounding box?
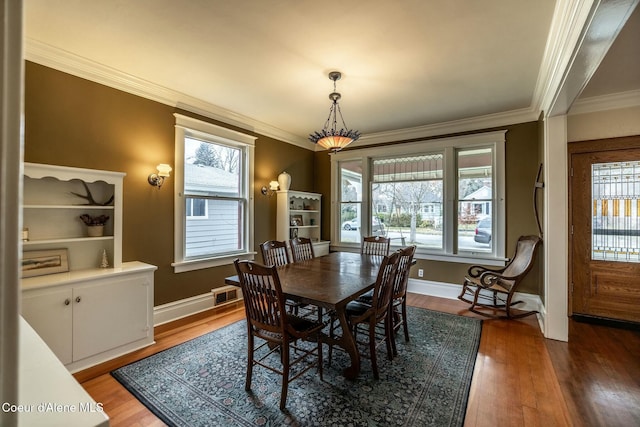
[569,136,640,323]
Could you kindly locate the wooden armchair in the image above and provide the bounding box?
[458,235,542,319]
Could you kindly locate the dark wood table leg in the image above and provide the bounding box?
[334,308,360,380]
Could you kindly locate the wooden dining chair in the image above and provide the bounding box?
[329,251,400,379]
[458,235,542,318]
[356,246,416,357]
[289,237,315,262]
[260,240,307,314]
[260,240,291,267]
[361,235,391,256]
[234,260,325,411]
[388,245,416,356]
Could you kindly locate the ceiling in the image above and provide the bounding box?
[24,1,639,147]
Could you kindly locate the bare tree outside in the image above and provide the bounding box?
[193,142,239,173]
[373,180,443,244]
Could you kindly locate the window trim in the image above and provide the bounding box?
[172,113,257,273]
[330,130,507,265]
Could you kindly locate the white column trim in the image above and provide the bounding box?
[543,115,569,341]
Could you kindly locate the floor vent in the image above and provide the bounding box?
[211,285,242,307]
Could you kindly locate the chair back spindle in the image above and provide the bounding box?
[235,261,285,335]
[393,245,416,300]
[370,251,401,320]
[290,237,315,262]
[361,236,391,256]
[260,240,291,267]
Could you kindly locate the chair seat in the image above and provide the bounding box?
[357,289,374,304]
[346,300,372,316]
[464,275,511,294]
[286,314,325,335]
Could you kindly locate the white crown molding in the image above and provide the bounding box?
[344,107,539,148]
[25,38,313,150]
[27,38,547,155]
[569,89,640,115]
[532,0,597,114]
[36,32,631,154]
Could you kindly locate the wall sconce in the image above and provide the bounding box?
[148,164,172,189]
[261,180,279,196]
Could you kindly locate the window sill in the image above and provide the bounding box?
[172,252,256,273]
[329,244,507,266]
[414,252,508,266]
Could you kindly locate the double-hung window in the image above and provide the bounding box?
[172,114,256,272]
[332,130,506,264]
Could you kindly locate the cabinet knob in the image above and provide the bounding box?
[64,298,70,306]
[75,296,82,303]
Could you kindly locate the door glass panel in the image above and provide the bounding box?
[592,161,640,262]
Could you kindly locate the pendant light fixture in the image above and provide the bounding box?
[308,71,360,153]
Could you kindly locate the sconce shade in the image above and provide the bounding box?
[156,164,172,177]
[261,179,280,196]
[149,164,172,189]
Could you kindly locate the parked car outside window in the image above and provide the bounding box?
[342,217,385,234]
[474,217,492,243]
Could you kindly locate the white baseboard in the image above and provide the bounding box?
[154,279,547,331]
[154,292,218,326]
[407,278,545,330]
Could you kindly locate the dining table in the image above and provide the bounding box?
[225,251,385,380]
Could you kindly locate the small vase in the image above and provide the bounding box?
[100,249,110,268]
[87,225,105,237]
[278,171,291,190]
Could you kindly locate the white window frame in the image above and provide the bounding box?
[172,114,256,273]
[331,130,507,265]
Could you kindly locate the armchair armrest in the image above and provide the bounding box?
[467,264,507,278]
[478,270,519,291]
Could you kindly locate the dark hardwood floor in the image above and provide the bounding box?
[78,294,640,427]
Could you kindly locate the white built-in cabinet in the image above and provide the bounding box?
[20,163,156,373]
[23,162,123,269]
[276,190,330,256]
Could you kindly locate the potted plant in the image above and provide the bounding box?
[79,214,110,237]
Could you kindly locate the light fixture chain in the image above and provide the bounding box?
[335,103,350,131]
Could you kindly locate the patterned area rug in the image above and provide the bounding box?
[112,307,482,426]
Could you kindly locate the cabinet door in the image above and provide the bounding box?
[72,275,152,361]
[22,288,73,364]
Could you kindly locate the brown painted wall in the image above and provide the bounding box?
[24,62,315,305]
[25,61,542,304]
